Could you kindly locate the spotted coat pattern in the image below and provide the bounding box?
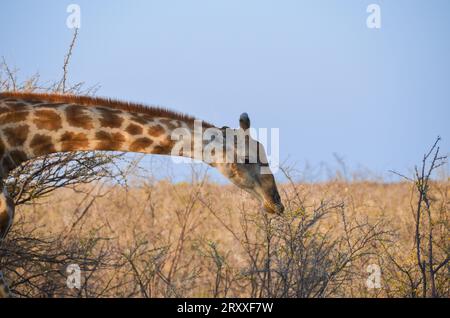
[0,96,194,176]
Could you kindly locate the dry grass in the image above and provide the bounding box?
[3,173,448,298]
[0,30,448,298]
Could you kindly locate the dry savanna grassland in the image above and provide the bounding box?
[0,32,448,298]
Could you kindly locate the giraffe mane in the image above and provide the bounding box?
[0,91,214,127]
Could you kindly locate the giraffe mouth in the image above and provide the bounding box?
[247,188,284,215]
[263,201,285,215]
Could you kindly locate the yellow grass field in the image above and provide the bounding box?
[5,175,448,298]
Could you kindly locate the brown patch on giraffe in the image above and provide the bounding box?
[148,124,165,137]
[152,137,176,154]
[3,125,29,147]
[95,131,126,150]
[130,137,153,152]
[0,111,29,125]
[60,131,89,151]
[66,105,94,129]
[125,123,143,135]
[98,107,124,128]
[130,114,149,125]
[30,134,56,156]
[33,109,63,131]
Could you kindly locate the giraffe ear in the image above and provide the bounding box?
[239,112,250,130]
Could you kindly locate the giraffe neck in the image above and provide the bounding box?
[0,93,215,176]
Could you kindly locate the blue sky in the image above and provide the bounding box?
[1,1,449,181]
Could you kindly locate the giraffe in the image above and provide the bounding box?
[0,91,284,297]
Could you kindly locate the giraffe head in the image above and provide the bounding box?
[210,113,284,215]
